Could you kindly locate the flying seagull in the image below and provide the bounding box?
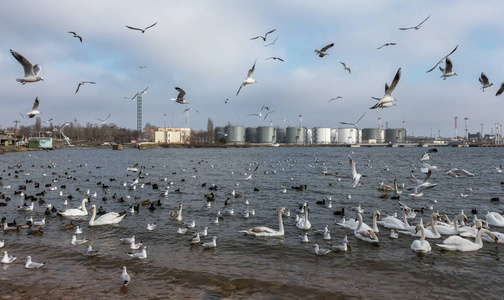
[329,96,343,102]
[398,14,431,30]
[340,112,366,126]
[348,155,363,188]
[263,110,275,121]
[314,43,334,57]
[439,57,457,80]
[496,83,504,97]
[27,97,41,118]
[236,60,257,96]
[183,108,200,113]
[370,68,401,109]
[266,57,284,62]
[247,104,267,118]
[95,113,111,124]
[245,164,260,181]
[171,87,189,104]
[125,22,157,33]
[426,45,458,73]
[43,118,53,124]
[68,31,82,42]
[250,29,276,41]
[10,49,43,84]
[479,72,493,91]
[340,62,351,74]
[75,81,96,94]
[225,98,229,104]
[264,36,278,47]
[18,112,24,119]
[377,43,396,50]
[138,66,147,69]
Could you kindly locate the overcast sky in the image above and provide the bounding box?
[1,0,504,137]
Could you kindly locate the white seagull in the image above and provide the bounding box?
[147,222,156,231]
[377,43,396,50]
[329,96,343,102]
[121,266,131,286]
[125,22,157,33]
[340,112,366,126]
[313,244,332,255]
[479,72,493,91]
[1,251,16,264]
[426,45,458,73]
[340,61,351,74]
[398,14,431,30]
[171,87,189,104]
[439,57,457,80]
[314,43,334,57]
[236,60,257,96]
[245,164,260,180]
[200,236,217,249]
[250,29,276,41]
[348,155,363,188]
[370,68,401,109]
[86,245,99,256]
[71,235,88,245]
[127,246,147,259]
[25,256,46,269]
[27,97,41,118]
[75,81,96,94]
[10,49,43,84]
[95,113,111,124]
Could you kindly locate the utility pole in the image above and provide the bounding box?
[454,116,458,140]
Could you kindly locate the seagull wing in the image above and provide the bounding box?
[496,83,504,96]
[32,97,39,110]
[353,112,366,125]
[236,85,243,96]
[10,50,35,77]
[398,26,415,30]
[145,22,157,30]
[125,25,143,31]
[479,73,485,85]
[247,60,256,78]
[175,87,186,100]
[263,111,275,120]
[426,45,458,73]
[385,68,401,96]
[140,86,148,94]
[444,58,453,73]
[75,83,82,94]
[264,29,276,38]
[416,14,431,28]
[104,113,111,122]
[249,36,261,40]
[320,43,334,52]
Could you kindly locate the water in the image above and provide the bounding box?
[0,147,503,299]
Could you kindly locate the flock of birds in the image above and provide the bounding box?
[0,146,503,293]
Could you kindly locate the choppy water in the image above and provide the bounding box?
[0,147,503,299]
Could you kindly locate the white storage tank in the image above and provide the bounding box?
[257,126,274,144]
[245,127,258,143]
[306,128,313,144]
[337,128,358,144]
[313,127,332,144]
[331,129,338,144]
[227,126,245,144]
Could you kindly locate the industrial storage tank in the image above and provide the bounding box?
[245,127,258,143]
[275,127,286,143]
[227,126,245,144]
[361,128,383,143]
[313,127,332,144]
[337,128,359,144]
[306,128,313,144]
[286,127,306,144]
[257,126,274,144]
[384,128,406,143]
[214,126,225,142]
[331,129,338,144]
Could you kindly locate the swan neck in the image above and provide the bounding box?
[403,210,409,227]
[356,213,363,231]
[82,199,88,214]
[278,210,284,233]
[420,226,426,241]
[373,211,378,231]
[90,205,96,224]
[430,214,439,234]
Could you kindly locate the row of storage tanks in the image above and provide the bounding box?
[215,126,406,145]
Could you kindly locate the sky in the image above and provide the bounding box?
[1,0,504,138]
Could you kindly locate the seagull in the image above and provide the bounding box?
[340,62,351,74]
[71,235,88,245]
[125,22,157,33]
[183,108,200,113]
[263,110,275,121]
[75,81,96,94]
[329,96,343,102]
[127,246,147,259]
[138,66,147,69]
[370,68,401,109]
[171,87,189,104]
[398,14,431,30]
[377,43,396,50]
[420,148,437,161]
[247,104,268,118]
[121,266,131,286]
[236,60,257,96]
[348,155,363,188]
[250,29,276,41]
[314,43,334,57]
[479,72,493,91]
[86,245,99,256]
[68,31,83,42]
[27,97,41,118]
[264,36,279,47]
[18,112,25,119]
[10,49,43,84]
[1,251,16,264]
[225,98,229,104]
[313,244,332,255]
[245,164,260,181]
[426,45,458,73]
[200,236,217,249]
[25,256,46,269]
[266,57,284,62]
[147,222,156,231]
[496,83,504,97]
[340,112,366,126]
[439,57,457,80]
[95,113,111,124]
[43,118,53,124]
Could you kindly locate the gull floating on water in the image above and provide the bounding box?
[236,60,257,96]
[171,87,189,104]
[370,68,401,109]
[313,244,332,255]
[25,256,46,269]
[75,81,96,94]
[125,22,157,33]
[86,245,99,256]
[147,222,156,231]
[10,49,43,84]
[71,235,88,245]
[27,97,41,118]
[127,246,147,259]
[121,266,131,286]
[314,43,334,57]
[68,31,83,42]
[200,236,217,249]
[1,251,16,264]
[439,57,457,80]
[426,45,458,73]
[250,29,276,41]
[398,14,431,30]
[479,72,493,91]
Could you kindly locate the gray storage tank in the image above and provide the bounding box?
[361,128,382,142]
[245,127,258,143]
[286,127,306,144]
[275,127,286,143]
[384,128,406,143]
[257,126,274,144]
[227,126,245,144]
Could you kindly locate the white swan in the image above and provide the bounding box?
[337,211,380,232]
[296,204,311,230]
[377,209,410,230]
[486,212,504,227]
[240,208,286,237]
[434,213,467,235]
[169,203,183,221]
[57,198,90,217]
[411,223,431,253]
[398,213,441,239]
[89,204,126,226]
[437,228,498,251]
[354,212,379,243]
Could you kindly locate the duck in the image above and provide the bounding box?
[27,227,44,236]
[354,212,379,243]
[127,246,147,259]
[57,198,90,217]
[169,203,183,221]
[437,228,498,252]
[61,220,75,230]
[333,208,345,216]
[411,223,431,253]
[89,204,126,226]
[239,207,286,237]
[1,251,16,263]
[332,235,349,251]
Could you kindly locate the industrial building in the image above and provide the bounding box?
[154,127,191,144]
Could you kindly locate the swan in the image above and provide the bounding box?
[169,203,183,221]
[437,228,499,252]
[434,213,467,235]
[337,211,380,232]
[411,223,431,253]
[378,179,397,191]
[336,216,359,230]
[486,212,504,227]
[239,207,286,237]
[398,213,441,239]
[57,198,90,217]
[377,209,410,230]
[354,212,379,243]
[88,204,126,226]
[296,204,311,230]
